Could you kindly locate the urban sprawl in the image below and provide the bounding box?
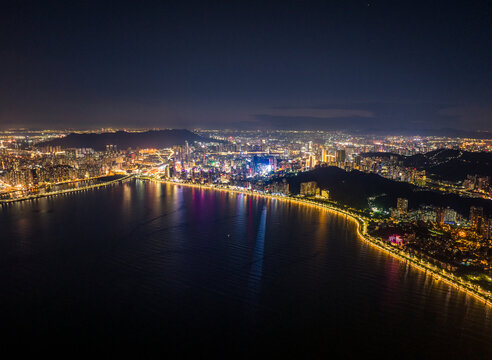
[1,129,492,293]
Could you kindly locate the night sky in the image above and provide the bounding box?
[1,0,491,132]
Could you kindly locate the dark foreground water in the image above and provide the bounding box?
[1,179,491,356]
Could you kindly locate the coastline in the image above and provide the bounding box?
[0,174,134,204]
[144,177,492,308]
[3,173,491,308]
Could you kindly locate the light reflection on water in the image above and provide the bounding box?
[0,179,491,356]
[247,205,267,305]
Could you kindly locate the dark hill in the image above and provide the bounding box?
[280,166,492,216]
[38,130,206,151]
[286,166,412,209]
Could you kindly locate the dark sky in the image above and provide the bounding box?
[1,0,491,132]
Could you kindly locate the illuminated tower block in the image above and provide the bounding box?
[470,206,484,231]
[396,198,408,215]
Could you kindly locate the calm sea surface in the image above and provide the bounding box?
[1,179,491,356]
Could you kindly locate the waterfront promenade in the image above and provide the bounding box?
[3,172,490,308]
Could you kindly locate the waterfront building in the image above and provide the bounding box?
[270,179,290,195]
[300,181,318,197]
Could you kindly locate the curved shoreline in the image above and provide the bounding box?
[0,174,134,204]
[3,174,491,307]
[145,177,492,308]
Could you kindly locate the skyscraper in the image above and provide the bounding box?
[470,206,484,231]
[335,149,346,164]
[321,148,328,163]
[436,207,445,225]
[397,198,408,215]
[305,155,317,169]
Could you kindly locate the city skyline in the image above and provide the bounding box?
[2,1,492,354]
